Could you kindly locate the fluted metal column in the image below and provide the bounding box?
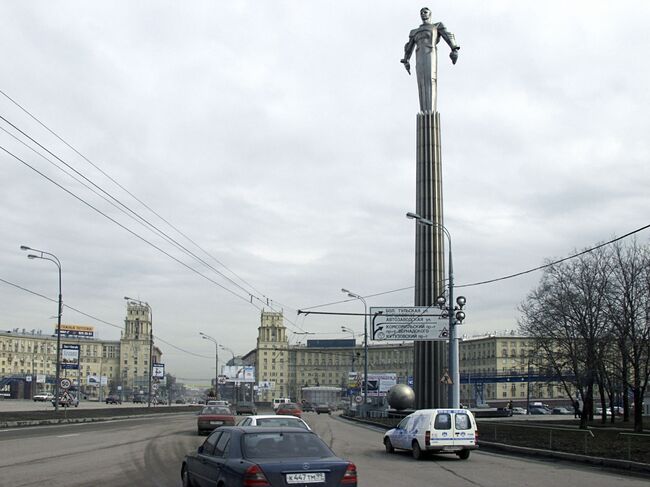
[413,111,447,409]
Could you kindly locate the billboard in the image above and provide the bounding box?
[86,375,108,386]
[370,307,448,341]
[152,363,165,378]
[61,344,80,370]
[348,372,397,397]
[258,380,274,390]
[56,324,95,338]
[221,365,255,382]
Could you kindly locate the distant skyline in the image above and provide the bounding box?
[1,1,649,381]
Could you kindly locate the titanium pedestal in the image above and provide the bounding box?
[413,111,447,409]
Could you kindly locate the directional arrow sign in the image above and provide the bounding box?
[370,307,448,341]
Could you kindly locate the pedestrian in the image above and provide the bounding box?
[573,399,581,419]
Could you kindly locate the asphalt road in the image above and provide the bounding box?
[0,411,647,486]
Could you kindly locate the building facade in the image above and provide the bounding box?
[252,313,568,408]
[459,333,567,407]
[0,301,161,400]
[254,311,414,404]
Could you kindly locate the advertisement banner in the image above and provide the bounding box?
[152,363,165,378]
[221,365,255,382]
[56,324,95,338]
[347,372,397,397]
[258,380,274,390]
[86,375,108,386]
[61,344,80,370]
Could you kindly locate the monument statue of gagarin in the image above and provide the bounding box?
[401,7,460,112]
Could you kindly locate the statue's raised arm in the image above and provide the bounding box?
[401,7,460,112]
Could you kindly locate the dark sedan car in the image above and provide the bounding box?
[197,406,236,435]
[182,426,357,487]
[234,401,258,415]
[105,395,122,405]
[315,403,332,415]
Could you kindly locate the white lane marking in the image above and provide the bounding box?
[55,433,80,438]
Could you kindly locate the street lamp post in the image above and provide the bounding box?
[341,289,368,416]
[341,326,357,372]
[124,297,153,408]
[21,245,62,412]
[200,333,219,400]
[342,326,359,410]
[406,212,467,409]
[219,344,236,402]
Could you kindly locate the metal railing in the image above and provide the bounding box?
[618,432,650,461]
[486,422,594,455]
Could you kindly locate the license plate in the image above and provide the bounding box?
[210,421,223,425]
[286,472,325,484]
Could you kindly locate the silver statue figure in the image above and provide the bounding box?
[401,7,460,112]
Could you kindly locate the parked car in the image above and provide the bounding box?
[551,407,572,415]
[181,426,357,486]
[33,392,54,402]
[383,408,478,460]
[234,401,258,415]
[528,406,551,415]
[511,407,527,415]
[197,406,236,435]
[315,403,332,415]
[238,414,312,431]
[276,402,303,417]
[133,394,147,403]
[52,395,79,407]
[105,395,122,405]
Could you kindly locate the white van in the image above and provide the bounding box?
[272,397,291,410]
[383,408,478,460]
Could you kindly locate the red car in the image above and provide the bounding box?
[276,402,303,417]
[197,406,236,435]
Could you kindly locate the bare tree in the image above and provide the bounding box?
[519,248,611,429]
[605,240,650,432]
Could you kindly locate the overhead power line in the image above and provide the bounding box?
[1,144,258,307]
[0,89,300,324]
[297,222,650,310]
[0,276,212,359]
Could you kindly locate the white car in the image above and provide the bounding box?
[384,408,478,460]
[237,414,311,431]
[33,393,54,402]
[206,400,230,407]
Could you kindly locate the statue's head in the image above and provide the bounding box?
[420,7,432,24]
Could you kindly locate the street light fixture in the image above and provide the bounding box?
[406,212,467,409]
[124,297,153,408]
[200,332,219,400]
[21,245,62,412]
[341,288,369,416]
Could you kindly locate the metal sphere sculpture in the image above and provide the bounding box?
[387,383,415,410]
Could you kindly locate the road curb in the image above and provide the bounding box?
[0,411,192,429]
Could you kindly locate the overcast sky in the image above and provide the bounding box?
[1,1,649,383]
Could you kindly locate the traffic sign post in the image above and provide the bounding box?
[60,378,71,390]
[370,307,449,341]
